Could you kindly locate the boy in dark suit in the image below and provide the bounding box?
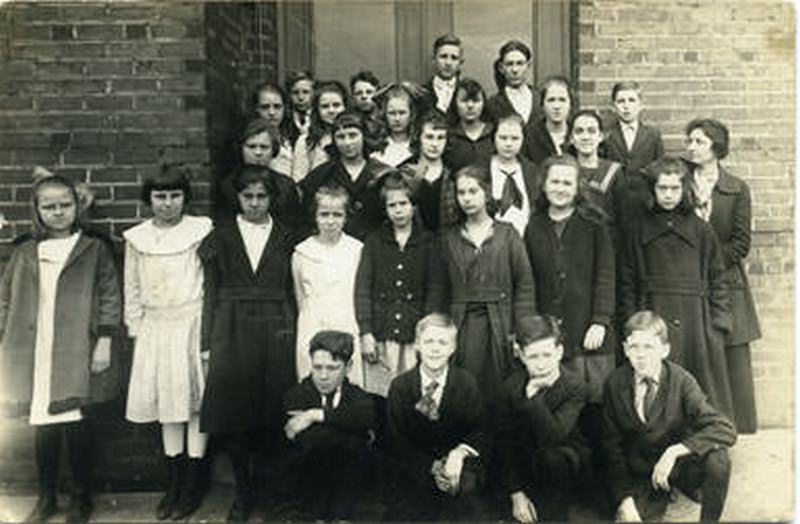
[604,81,664,177]
[420,34,464,115]
[385,313,487,520]
[496,315,591,522]
[278,330,378,521]
[603,311,736,522]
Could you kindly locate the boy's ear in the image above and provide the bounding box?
[554,343,564,360]
[657,341,671,360]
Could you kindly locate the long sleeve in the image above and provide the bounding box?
[198,233,218,352]
[494,386,526,494]
[706,225,733,333]
[509,231,537,328]
[617,227,640,326]
[386,381,437,480]
[602,383,637,505]
[354,236,375,335]
[291,252,307,313]
[93,241,122,336]
[721,181,752,268]
[0,248,20,340]
[525,380,586,447]
[324,386,377,436]
[438,170,460,230]
[591,222,616,326]
[123,242,143,337]
[680,372,738,455]
[424,233,450,314]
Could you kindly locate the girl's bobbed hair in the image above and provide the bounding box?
[141,163,193,205]
[452,164,497,221]
[493,39,532,91]
[685,118,729,160]
[31,173,82,239]
[239,118,280,160]
[446,77,491,126]
[328,110,380,158]
[642,155,695,214]
[534,154,608,224]
[538,75,575,110]
[232,165,278,201]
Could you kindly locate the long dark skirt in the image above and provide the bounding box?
[454,303,501,406]
[726,343,758,433]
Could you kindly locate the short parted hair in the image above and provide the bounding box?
[415,313,458,343]
[379,169,416,207]
[453,164,497,220]
[447,77,491,126]
[283,70,315,95]
[642,155,695,214]
[568,108,605,134]
[250,82,287,114]
[231,165,278,199]
[239,118,280,160]
[31,174,81,238]
[141,163,193,205]
[517,315,564,348]
[350,70,380,91]
[309,330,355,363]
[380,83,416,121]
[538,75,575,108]
[685,118,729,160]
[611,80,642,102]
[492,113,526,142]
[311,183,350,219]
[432,33,462,54]
[493,39,532,91]
[410,110,449,157]
[624,310,669,345]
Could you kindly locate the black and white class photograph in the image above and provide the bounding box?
[0,0,794,522]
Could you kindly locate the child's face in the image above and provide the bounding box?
[310,350,350,395]
[542,84,570,125]
[455,89,484,124]
[241,131,273,166]
[494,120,524,161]
[150,189,185,225]
[37,184,77,236]
[517,337,563,379]
[544,164,579,210]
[333,126,364,161]
[237,181,270,224]
[654,172,684,211]
[256,90,285,130]
[419,123,447,161]
[613,89,642,124]
[385,189,413,229]
[455,175,487,218]
[570,114,602,157]
[318,92,345,125]
[685,128,717,166]
[290,79,314,113]
[500,50,530,88]
[433,44,463,80]
[352,81,377,113]
[386,96,412,136]
[416,325,456,374]
[624,328,669,377]
[315,195,347,239]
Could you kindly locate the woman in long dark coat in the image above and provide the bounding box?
[685,118,761,433]
[618,156,734,420]
[199,168,296,522]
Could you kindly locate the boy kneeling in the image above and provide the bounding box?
[496,315,591,522]
[385,313,487,520]
[604,311,736,522]
[279,330,378,521]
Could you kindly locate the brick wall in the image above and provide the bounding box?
[578,0,795,427]
[0,1,279,490]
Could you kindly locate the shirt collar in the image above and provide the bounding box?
[622,121,639,133]
[433,75,456,90]
[237,214,272,230]
[420,365,448,391]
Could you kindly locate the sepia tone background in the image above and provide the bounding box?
[0,0,793,493]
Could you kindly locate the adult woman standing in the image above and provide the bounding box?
[685,118,761,433]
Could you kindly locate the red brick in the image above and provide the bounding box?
[125,24,149,40]
[0,97,33,111]
[76,24,123,41]
[62,149,111,166]
[85,60,133,76]
[90,167,139,184]
[111,78,159,93]
[85,96,133,111]
[35,61,86,77]
[133,95,181,111]
[12,24,52,40]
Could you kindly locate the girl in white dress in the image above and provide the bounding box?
[292,184,364,385]
[0,174,121,523]
[123,165,212,520]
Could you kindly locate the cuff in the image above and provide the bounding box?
[457,443,479,458]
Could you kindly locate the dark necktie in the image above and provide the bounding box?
[643,377,657,421]
[415,380,440,421]
[323,392,335,409]
[499,169,523,215]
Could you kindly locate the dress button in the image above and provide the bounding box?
[395,279,403,287]
[393,328,400,335]
[395,313,402,320]
[672,319,681,327]
[406,293,413,300]
[397,263,404,270]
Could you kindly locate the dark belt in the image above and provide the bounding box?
[642,277,708,297]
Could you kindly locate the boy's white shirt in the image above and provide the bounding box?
[504,85,533,123]
[432,75,456,113]
[621,120,639,150]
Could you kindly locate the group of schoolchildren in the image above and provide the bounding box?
[0,32,761,524]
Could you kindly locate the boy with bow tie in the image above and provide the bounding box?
[385,313,487,520]
[603,311,736,522]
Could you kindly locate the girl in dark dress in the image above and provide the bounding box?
[199,168,296,522]
[522,76,573,166]
[443,78,495,173]
[685,118,761,433]
[618,155,735,420]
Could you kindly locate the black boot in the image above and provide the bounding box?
[25,495,57,523]
[28,426,60,523]
[157,455,184,520]
[227,452,252,523]
[172,457,205,520]
[65,422,93,524]
[65,494,93,524]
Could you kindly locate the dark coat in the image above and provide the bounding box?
[486,86,538,123]
[602,361,737,506]
[705,169,762,345]
[386,365,487,484]
[283,377,377,450]
[199,222,297,434]
[604,120,664,177]
[0,234,121,417]
[299,158,390,241]
[443,122,495,173]
[418,77,455,118]
[618,210,734,418]
[495,366,589,495]
[522,118,569,167]
[523,211,616,358]
[578,159,628,243]
[355,222,435,344]
[426,222,537,380]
